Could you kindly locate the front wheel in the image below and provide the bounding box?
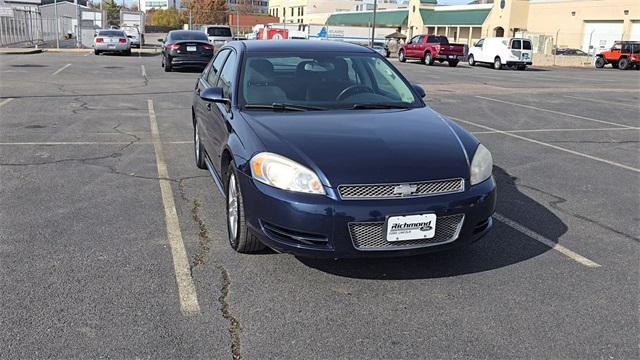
[594,57,605,69]
[493,57,502,70]
[448,60,459,67]
[468,54,475,66]
[193,122,206,169]
[398,50,406,62]
[226,165,265,253]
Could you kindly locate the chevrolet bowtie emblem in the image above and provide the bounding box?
[393,184,418,196]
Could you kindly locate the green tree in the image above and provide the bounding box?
[103,0,121,26]
[147,8,186,28]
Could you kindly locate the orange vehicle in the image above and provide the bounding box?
[594,41,640,70]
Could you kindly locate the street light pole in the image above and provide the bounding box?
[53,0,59,48]
[370,0,377,47]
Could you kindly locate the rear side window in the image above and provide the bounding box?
[511,39,521,50]
[523,40,532,50]
[207,27,232,37]
[217,52,237,99]
[207,49,230,85]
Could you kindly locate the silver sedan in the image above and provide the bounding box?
[94,30,131,56]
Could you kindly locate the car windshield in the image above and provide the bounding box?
[98,30,124,37]
[207,27,232,37]
[171,31,208,41]
[240,53,421,110]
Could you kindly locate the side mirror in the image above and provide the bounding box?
[200,87,231,106]
[157,38,164,43]
[412,84,426,99]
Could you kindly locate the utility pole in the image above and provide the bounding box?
[54,0,59,48]
[74,0,80,48]
[370,0,377,47]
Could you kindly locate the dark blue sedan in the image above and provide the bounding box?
[192,40,496,258]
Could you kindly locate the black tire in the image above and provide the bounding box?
[193,121,206,170]
[424,52,434,65]
[94,49,100,55]
[226,163,265,253]
[164,55,172,72]
[618,57,629,70]
[517,64,527,71]
[468,54,475,66]
[594,57,605,69]
[448,60,459,67]
[493,57,502,70]
[385,50,390,58]
[398,50,406,62]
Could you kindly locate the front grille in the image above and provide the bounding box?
[338,178,464,200]
[349,214,464,250]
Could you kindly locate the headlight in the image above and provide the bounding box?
[470,144,493,185]
[250,152,325,195]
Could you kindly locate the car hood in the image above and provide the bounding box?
[241,107,471,187]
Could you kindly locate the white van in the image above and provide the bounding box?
[468,37,533,70]
[200,25,233,46]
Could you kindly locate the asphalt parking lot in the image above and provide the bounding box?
[0,50,638,359]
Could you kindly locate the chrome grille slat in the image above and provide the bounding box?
[338,178,464,200]
[349,214,464,250]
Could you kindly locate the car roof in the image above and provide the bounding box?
[169,30,206,35]
[238,40,374,53]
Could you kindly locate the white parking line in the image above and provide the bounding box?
[494,213,601,268]
[476,96,634,129]
[0,140,192,146]
[148,99,200,316]
[449,115,640,173]
[471,127,640,135]
[0,98,14,108]
[141,64,146,79]
[51,63,71,76]
[562,95,640,108]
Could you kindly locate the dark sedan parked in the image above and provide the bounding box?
[192,40,496,258]
[160,30,214,72]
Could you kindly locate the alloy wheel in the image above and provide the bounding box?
[227,174,239,243]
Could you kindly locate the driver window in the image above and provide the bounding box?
[475,39,484,48]
[410,36,420,44]
[207,49,230,85]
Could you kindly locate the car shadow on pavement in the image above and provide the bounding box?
[298,166,567,279]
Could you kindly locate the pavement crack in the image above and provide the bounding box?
[178,178,212,272]
[219,266,242,360]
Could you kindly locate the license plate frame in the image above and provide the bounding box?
[186,46,197,52]
[385,213,437,242]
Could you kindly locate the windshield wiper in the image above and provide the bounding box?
[350,103,412,110]
[244,103,326,112]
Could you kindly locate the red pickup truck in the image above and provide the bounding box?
[399,35,466,67]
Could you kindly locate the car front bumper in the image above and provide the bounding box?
[237,171,497,258]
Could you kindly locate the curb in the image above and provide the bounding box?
[0,48,43,55]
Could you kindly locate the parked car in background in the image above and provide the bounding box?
[595,41,640,70]
[398,35,465,67]
[200,25,233,46]
[122,26,143,48]
[370,42,387,57]
[553,48,588,56]
[192,40,496,257]
[94,29,131,56]
[468,37,532,70]
[160,30,214,72]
